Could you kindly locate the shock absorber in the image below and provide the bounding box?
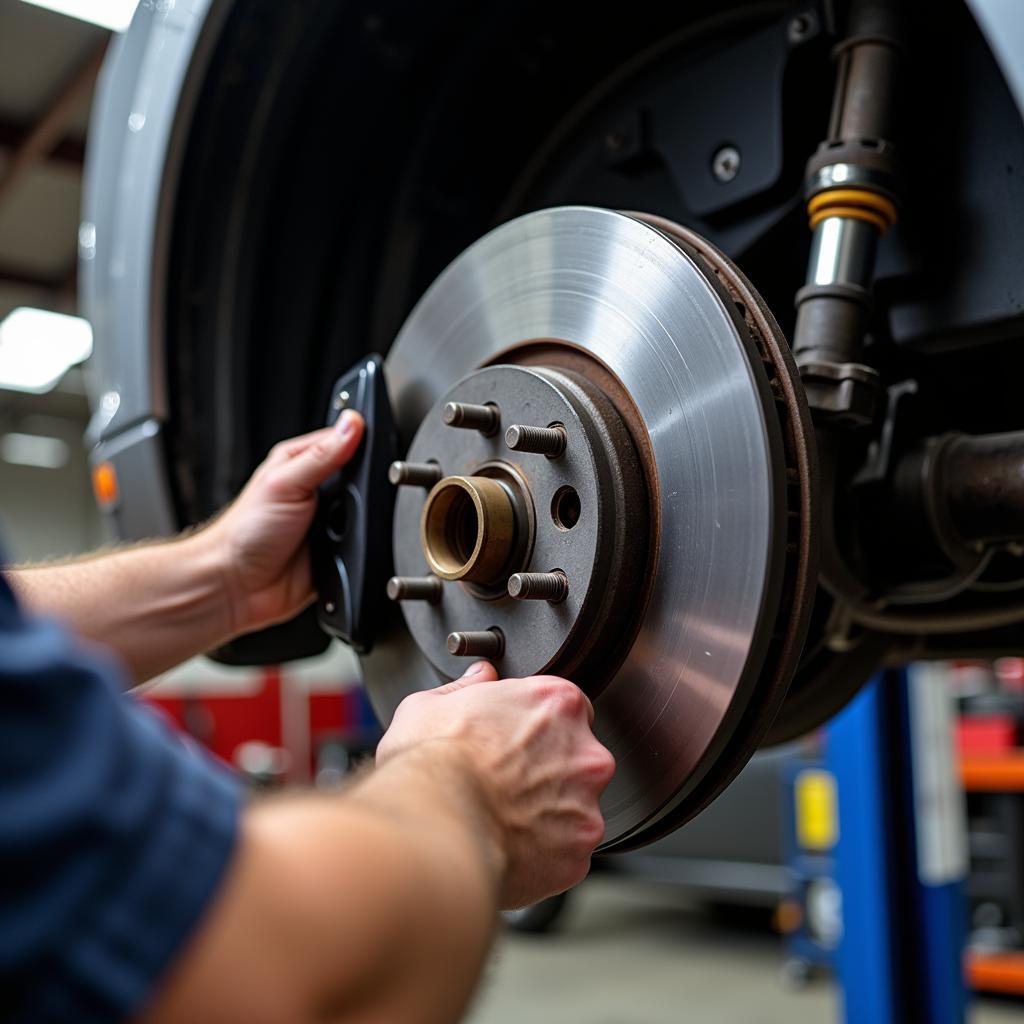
[793,0,900,427]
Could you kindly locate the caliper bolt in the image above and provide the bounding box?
[447,629,504,659]
[442,401,500,435]
[386,575,443,603]
[504,423,567,458]
[388,461,443,488]
[507,571,568,603]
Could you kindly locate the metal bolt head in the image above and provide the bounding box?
[508,571,569,603]
[505,423,567,458]
[389,461,443,488]
[711,145,741,183]
[442,401,500,435]
[387,575,443,603]
[787,11,817,44]
[447,629,504,659]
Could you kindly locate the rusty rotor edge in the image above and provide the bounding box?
[605,213,821,849]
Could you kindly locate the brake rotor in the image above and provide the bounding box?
[361,206,818,851]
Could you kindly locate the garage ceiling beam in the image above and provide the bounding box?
[0,39,107,209]
[0,120,86,169]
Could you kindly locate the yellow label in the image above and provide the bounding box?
[795,769,839,851]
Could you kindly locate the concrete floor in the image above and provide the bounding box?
[468,876,1024,1024]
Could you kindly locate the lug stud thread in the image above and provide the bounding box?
[389,461,443,487]
[443,401,500,435]
[505,423,567,458]
[387,576,443,603]
[507,571,569,603]
[447,629,504,659]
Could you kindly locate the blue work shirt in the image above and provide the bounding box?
[0,567,242,1022]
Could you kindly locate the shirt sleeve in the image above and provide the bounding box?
[0,570,243,1023]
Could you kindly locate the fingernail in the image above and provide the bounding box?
[336,410,357,439]
[462,660,488,677]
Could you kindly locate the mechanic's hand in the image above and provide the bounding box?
[377,661,616,909]
[206,412,365,636]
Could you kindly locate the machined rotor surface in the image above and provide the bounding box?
[364,206,815,850]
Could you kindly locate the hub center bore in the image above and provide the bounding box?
[420,475,518,584]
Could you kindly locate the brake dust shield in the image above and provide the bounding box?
[360,207,817,851]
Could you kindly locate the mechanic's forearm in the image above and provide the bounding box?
[142,745,504,1024]
[7,529,234,685]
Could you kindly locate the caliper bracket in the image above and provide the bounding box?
[311,354,397,653]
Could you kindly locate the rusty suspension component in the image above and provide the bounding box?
[793,0,900,427]
[892,431,1024,555]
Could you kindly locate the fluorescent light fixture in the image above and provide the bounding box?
[0,307,93,394]
[0,432,71,470]
[20,0,140,32]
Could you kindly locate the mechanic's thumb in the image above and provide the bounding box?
[461,660,499,681]
[432,661,500,695]
[274,412,365,494]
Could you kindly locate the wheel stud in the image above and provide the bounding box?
[505,423,566,458]
[387,576,443,603]
[507,571,569,603]
[447,629,504,658]
[388,461,442,487]
[442,401,500,435]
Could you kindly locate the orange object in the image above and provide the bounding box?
[91,460,119,508]
[960,752,1024,791]
[806,186,898,233]
[966,951,1024,995]
[774,900,803,934]
[808,204,890,233]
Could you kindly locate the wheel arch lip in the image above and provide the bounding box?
[81,0,230,536]
[968,0,1024,122]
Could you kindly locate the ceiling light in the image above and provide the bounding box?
[0,433,71,470]
[20,0,140,32]
[0,307,93,394]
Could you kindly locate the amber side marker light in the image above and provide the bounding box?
[92,460,119,508]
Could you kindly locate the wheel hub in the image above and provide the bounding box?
[392,363,650,688]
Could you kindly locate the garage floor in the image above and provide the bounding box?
[468,876,1024,1024]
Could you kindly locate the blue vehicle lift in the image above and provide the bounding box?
[828,666,969,1023]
